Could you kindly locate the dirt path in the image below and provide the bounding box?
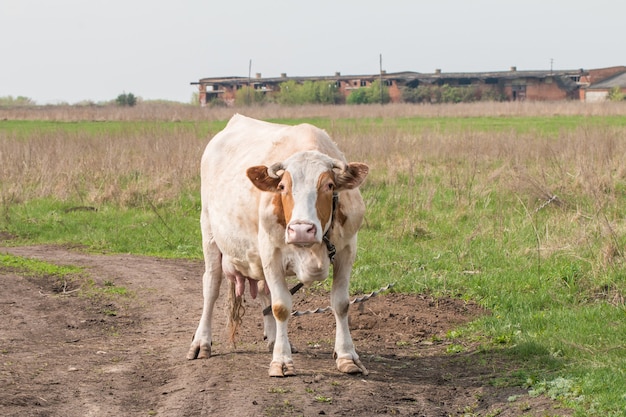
[0,245,570,416]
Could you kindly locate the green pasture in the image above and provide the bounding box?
[0,119,222,140]
[4,114,626,139]
[1,115,626,416]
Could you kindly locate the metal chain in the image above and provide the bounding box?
[534,194,558,213]
[292,283,395,317]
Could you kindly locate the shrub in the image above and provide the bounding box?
[234,86,266,106]
[402,85,434,103]
[402,84,500,103]
[346,88,369,105]
[347,80,390,105]
[276,80,341,105]
[607,86,625,102]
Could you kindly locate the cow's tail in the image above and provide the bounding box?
[226,279,245,346]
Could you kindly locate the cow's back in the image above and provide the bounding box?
[203,114,344,169]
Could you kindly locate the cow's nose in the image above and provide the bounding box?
[286,222,317,244]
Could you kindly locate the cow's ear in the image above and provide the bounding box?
[247,166,282,192]
[335,162,369,190]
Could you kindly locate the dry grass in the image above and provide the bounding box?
[0,126,205,206]
[3,100,626,121]
[2,102,626,216]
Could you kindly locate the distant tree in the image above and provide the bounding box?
[366,80,390,104]
[0,95,36,107]
[276,80,300,105]
[116,92,137,107]
[190,92,200,106]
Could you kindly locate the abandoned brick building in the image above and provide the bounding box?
[192,65,626,106]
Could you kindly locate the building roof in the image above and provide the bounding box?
[588,71,626,89]
[193,68,588,86]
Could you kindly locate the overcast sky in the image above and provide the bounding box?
[1,0,624,104]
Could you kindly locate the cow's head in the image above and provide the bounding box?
[246,151,368,245]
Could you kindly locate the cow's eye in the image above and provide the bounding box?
[327,183,335,191]
[278,183,286,192]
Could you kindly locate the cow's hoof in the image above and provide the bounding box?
[336,357,369,376]
[186,343,211,360]
[269,361,296,377]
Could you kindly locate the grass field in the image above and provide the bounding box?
[1,102,626,416]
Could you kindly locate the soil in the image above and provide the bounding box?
[0,244,572,417]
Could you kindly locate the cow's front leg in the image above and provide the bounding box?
[331,248,369,375]
[265,278,295,377]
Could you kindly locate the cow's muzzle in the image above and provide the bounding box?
[286,221,318,245]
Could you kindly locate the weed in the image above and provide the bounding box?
[268,387,290,394]
[446,344,464,354]
[314,395,332,404]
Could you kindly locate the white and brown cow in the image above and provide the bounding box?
[186,114,369,377]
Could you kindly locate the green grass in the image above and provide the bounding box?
[268,115,626,137]
[0,252,81,277]
[0,119,227,140]
[2,114,626,416]
[1,195,202,258]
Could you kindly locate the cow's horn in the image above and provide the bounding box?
[268,162,285,179]
[332,159,347,172]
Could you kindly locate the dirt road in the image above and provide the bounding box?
[0,245,570,416]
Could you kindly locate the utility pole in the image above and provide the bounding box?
[248,59,252,104]
[379,53,383,105]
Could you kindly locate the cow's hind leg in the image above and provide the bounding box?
[257,283,277,352]
[187,233,222,360]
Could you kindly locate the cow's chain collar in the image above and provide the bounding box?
[323,192,339,262]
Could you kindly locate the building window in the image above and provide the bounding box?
[407,80,420,88]
[360,80,367,87]
[485,78,498,85]
[458,78,471,85]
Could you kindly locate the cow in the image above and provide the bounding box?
[186,114,369,377]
